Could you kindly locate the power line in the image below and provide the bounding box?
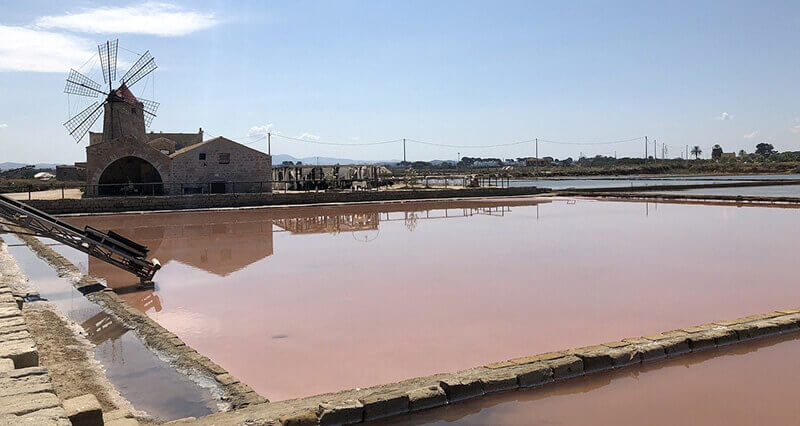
[240,135,267,146]
[406,138,535,148]
[200,128,648,154]
[537,136,645,145]
[273,134,402,146]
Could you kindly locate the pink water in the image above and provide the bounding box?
[56,198,800,401]
[378,332,800,425]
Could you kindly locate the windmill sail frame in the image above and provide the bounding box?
[64,69,107,98]
[98,39,118,90]
[64,40,159,142]
[120,50,157,88]
[63,102,104,143]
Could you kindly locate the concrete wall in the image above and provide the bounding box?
[170,137,272,194]
[25,187,546,215]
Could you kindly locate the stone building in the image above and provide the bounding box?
[84,134,272,197]
[80,95,270,197]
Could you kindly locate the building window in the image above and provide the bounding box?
[199,153,206,160]
[218,153,230,164]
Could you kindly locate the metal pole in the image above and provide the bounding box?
[645,136,648,164]
[535,137,538,177]
[268,132,271,155]
[403,138,406,163]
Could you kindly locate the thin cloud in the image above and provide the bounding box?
[0,26,94,72]
[743,131,759,139]
[248,124,274,138]
[35,3,218,37]
[716,112,733,121]
[791,125,800,134]
[351,136,361,141]
[0,123,7,128]
[296,133,320,141]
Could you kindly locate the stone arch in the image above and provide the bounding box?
[97,156,164,196]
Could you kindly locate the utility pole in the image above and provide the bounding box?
[535,138,538,176]
[645,136,648,164]
[267,132,271,155]
[403,138,406,164]
[653,139,657,160]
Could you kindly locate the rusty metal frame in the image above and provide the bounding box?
[0,194,160,284]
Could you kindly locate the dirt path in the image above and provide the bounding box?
[22,305,128,412]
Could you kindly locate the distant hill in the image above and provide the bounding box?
[0,162,59,171]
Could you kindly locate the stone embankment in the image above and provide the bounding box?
[556,179,800,194]
[0,238,117,425]
[22,187,546,215]
[13,232,266,411]
[192,308,800,425]
[559,191,800,206]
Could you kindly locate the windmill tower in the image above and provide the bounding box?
[63,39,159,144]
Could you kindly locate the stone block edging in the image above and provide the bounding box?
[23,187,546,215]
[11,232,266,410]
[194,308,800,425]
[0,238,70,424]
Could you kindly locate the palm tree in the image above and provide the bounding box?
[691,146,702,159]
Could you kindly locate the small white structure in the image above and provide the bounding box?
[34,172,55,181]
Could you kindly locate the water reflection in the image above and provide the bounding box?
[55,198,800,401]
[5,238,216,420]
[81,309,129,346]
[67,200,545,311]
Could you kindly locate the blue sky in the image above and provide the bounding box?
[1,0,799,164]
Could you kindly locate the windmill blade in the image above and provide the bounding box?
[64,101,104,143]
[120,50,156,88]
[98,39,118,87]
[138,97,159,128]
[65,69,107,98]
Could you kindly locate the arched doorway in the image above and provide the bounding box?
[98,156,163,196]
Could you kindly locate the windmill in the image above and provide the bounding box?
[63,39,159,143]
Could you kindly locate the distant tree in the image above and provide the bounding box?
[755,142,775,156]
[711,144,723,160]
[738,149,747,157]
[296,161,303,165]
[691,146,703,159]
[281,161,294,166]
